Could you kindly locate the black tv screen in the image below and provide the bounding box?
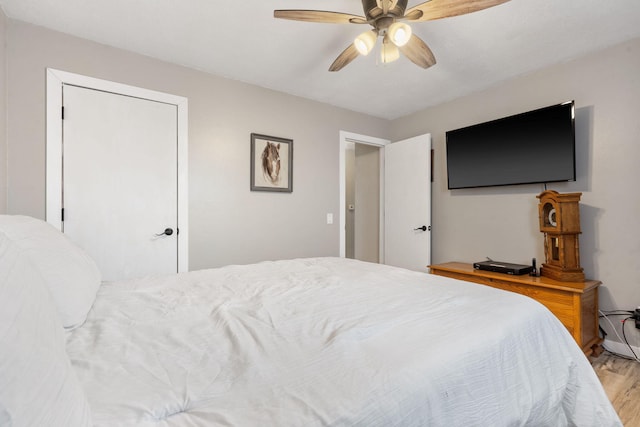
[446,101,576,189]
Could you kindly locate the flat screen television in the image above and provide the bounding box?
[446,101,576,189]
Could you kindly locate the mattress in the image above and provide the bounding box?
[65,257,620,426]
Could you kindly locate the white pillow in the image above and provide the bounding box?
[0,215,101,329]
[0,231,93,426]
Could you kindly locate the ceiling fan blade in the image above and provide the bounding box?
[274,10,367,24]
[350,17,371,24]
[402,9,424,21]
[405,0,510,22]
[399,34,436,68]
[329,43,360,72]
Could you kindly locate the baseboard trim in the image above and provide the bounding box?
[603,338,640,359]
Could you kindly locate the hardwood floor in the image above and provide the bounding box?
[592,351,640,426]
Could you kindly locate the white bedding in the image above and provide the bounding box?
[65,257,620,426]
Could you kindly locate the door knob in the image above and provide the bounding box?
[414,225,427,231]
[156,228,174,236]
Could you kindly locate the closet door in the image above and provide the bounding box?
[62,84,179,281]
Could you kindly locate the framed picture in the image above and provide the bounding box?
[250,133,293,192]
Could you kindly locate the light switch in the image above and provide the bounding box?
[326,213,333,225]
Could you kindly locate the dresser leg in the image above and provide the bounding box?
[591,339,604,357]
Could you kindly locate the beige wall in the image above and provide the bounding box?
[5,20,391,269]
[345,142,355,259]
[354,143,380,263]
[0,9,6,214]
[391,37,640,344]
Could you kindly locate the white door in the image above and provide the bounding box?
[62,84,179,281]
[384,134,431,272]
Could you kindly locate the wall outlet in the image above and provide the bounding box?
[326,213,333,225]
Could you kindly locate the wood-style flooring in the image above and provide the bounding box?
[592,351,640,426]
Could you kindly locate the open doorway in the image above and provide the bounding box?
[339,131,389,262]
[340,131,432,272]
[345,142,381,262]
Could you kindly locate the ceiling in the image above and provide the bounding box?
[2,0,640,120]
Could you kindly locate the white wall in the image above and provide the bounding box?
[5,20,391,270]
[390,37,640,348]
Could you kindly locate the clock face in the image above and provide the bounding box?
[541,202,557,229]
[548,208,557,227]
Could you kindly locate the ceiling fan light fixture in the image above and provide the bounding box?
[388,22,412,47]
[274,0,511,71]
[380,38,400,64]
[354,30,377,56]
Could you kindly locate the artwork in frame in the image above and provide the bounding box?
[250,133,293,192]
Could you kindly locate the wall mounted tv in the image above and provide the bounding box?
[446,101,576,190]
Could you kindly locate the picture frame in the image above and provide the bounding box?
[250,133,293,192]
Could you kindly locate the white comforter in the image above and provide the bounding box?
[65,257,620,426]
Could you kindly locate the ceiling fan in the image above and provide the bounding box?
[274,0,510,71]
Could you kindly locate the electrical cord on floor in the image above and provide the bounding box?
[621,317,639,361]
[600,309,634,315]
[601,345,640,362]
[599,310,640,363]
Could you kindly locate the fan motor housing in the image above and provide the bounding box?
[362,0,408,20]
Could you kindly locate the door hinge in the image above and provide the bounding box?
[61,106,65,120]
[61,208,65,222]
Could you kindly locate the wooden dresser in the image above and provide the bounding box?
[429,262,603,356]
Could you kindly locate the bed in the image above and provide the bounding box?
[0,215,621,426]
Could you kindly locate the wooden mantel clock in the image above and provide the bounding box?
[537,190,585,282]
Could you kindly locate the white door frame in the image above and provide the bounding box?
[339,131,390,261]
[45,68,189,272]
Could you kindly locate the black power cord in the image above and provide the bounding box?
[621,317,639,361]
